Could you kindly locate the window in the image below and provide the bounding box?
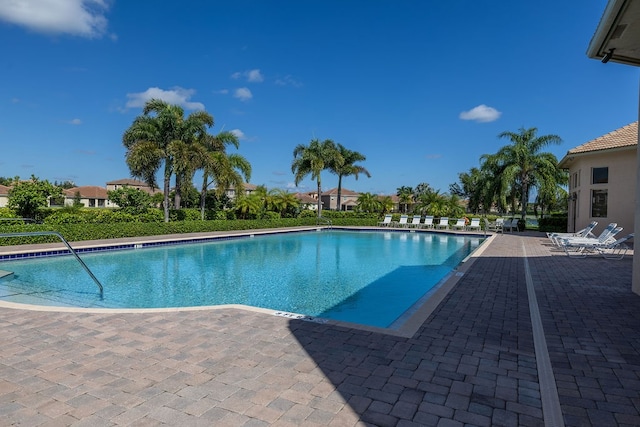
[592,167,608,184]
[591,189,608,217]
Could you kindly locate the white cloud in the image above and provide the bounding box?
[459,104,502,123]
[125,87,205,110]
[230,129,245,140]
[0,0,110,38]
[231,69,264,83]
[275,75,302,87]
[69,118,82,125]
[246,69,263,83]
[233,87,252,102]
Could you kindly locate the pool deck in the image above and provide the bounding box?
[0,229,639,426]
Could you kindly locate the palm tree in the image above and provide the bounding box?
[269,189,300,217]
[396,186,413,213]
[123,99,213,222]
[196,131,251,220]
[356,192,381,213]
[291,139,342,217]
[482,127,562,220]
[328,144,370,211]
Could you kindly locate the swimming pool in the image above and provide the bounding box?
[0,229,484,328]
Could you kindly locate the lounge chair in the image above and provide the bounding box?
[396,214,409,228]
[378,214,392,227]
[595,233,634,259]
[436,217,449,230]
[547,221,598,246]
[408,215,422,228]
[503,218,518,232]
[560,224,623,257]
[452,218,466,230]
[485,217,504,233]
[467,218,481,232]
[559,223,619,246]
[423,216,434,229]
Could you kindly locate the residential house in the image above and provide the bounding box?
[63,186,114,208]
[294,192,318,210]
[106,179,160,196]
[0,185,9,208]
[321,188,360,211]
[587,0,640,294]
[223,183,258,200]
[558,122,637,238]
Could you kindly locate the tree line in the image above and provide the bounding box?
[1,99,567,223]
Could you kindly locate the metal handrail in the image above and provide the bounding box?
[0,231,103,296]
[316,216,332,227]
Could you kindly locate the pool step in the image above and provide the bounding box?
[0,270,14,279]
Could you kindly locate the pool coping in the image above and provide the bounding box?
[0,226,495,338]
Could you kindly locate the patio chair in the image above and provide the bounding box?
[452,218,466,230]
[502,218,518,232]
[423,216,434,229]
[435,217,449,230]
[467,218,481,232]
[408,215,422,228]
[547,221,598,246]
[560,224,623,257]
[378,214,392,227]
[396,214,409,228]
[596,233,634,259]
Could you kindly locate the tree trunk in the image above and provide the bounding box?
[316,179,322,218]
[174,175,182,210]
[337,176,343,211]
[163,165,171,223]
[200,174,207,220]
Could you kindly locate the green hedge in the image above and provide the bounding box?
[537,216,568,233]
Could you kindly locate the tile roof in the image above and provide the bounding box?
[106,178,151,186]
[0,184,9,196]
[64,186,108,199]
[566,121,638,155]
[322,187,359,196]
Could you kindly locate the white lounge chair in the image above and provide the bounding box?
[423,216,434,229]
[560,224,622,257]
[436,217,449,230]
[396,214,409,228]
[452,218,466,230]
[378,214,392,227]
[596,233,634,259]
[503,218,518,232]
[467,218,481,232]
[408,215,422,228]
[548,221,598,246]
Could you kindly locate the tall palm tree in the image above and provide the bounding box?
[291,139,342,217]
[122,99,213,222]
[482,127,562,220]
[328,144,370,211]
[396,186,413,213]
[196,131,251,220]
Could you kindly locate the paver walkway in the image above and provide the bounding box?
[0,232,639,426]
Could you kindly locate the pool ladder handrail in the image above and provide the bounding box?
[316,216,332,228]
[0,231,103,296]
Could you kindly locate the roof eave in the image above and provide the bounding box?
[587,0,640,66]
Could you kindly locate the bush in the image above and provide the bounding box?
[538,216,567,232]
[260,211,281,220]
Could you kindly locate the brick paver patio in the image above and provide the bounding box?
[0,231,638,426]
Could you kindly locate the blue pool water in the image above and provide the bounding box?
[0,230,484,328]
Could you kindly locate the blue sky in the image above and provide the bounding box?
[0,1,638,196]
